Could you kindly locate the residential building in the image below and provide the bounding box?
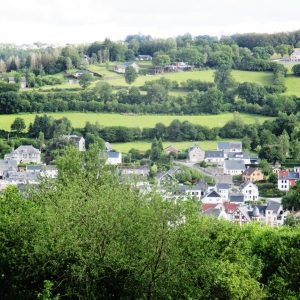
[4,145,41,164]
[223,203,242,221]
[202,190,223,204]
[277,167,300,191]
[20,77,26,88]
[204,151,225,166]
[156,167,182,186]
[8,77,15,83]
[242,167,264,182]
[63,135,86,151]
[232,205,264,225]
[217,142,242,156]
[290,51,300,62]
[100,152,122,165]
[164,145,180,155]
[118,166,149,178]
[188,144,205,162]
[229,193,245,204]
[241,181,259,201]
[227,152,251,164]
[177,181,207,200]
[105,141,114,152]
[265,202,283,227]
[216,183,231,201]
[224,160,245,175]
[114,62,140,74]
[0,160,18,179]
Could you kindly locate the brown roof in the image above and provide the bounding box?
[202,204,219,211]
[242,168,260,176]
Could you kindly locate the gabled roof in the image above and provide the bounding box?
[228,152,250,159]
[235,206,252,222]
[291,51,300,55]
[217,183,231,190]
[204,190,221,198]
[14,145,41,154]
[166,167,181,175]
[164,145,179,151]
[224,203,241,213]
[205,151,224,158]
[242,181,258,190]
[242,167,262,176]
[230,193,245,203]
[224,160,245,170]
[278,170,289,178]
[188,143,201,152]
[266,201,282,213]
[202,203,220,211]
[217,142,242,150]
[105,141,114,151]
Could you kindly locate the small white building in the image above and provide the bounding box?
[227,152,251,165]
[290,51,300,62]
[204,151,225,166]
[188,144,205,162]
[202,190,223,204]
[224,160,245,175]
[102,152,122,165]
[63,135,86,151]
[241,181,259,201]
[216,183,231,201]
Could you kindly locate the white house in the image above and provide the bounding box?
[241,181,259,201]
[204,151,225,166]
[224,160,245,175]
[216,183,231,201]
[217,142,242,156]
[4,145,41,165]
[101,152,122,165]
[136,55,152,60]
[114,62,140,74]
[202,190,223,204]
[290,51,300,62]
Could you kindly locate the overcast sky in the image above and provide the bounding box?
[1,0,300,44]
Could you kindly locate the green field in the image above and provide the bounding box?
[0,112,273,132]
[112,140,221,153]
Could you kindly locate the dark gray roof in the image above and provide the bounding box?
[230,142,242,149]
[105,152,121,158]
[26,166,42,171]
[228,152,250,159]
[205,151,224,158]
[217,183,231,190]
[217,142,230,149]
[266,201,282,213]
[188,143,201,152]
[252,206,260,217]
[292,51,300,55]
[205,190,221,198]
[225,160,245,170]
[230,193,244,203]
[289,172,299,179]
[0,160,18,171]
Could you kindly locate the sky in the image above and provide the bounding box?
[1,0,300,45]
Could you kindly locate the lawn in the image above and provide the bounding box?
[0,112,273,132]
[112,140,221,153]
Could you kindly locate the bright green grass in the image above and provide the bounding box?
[284,74,300,96]
[113,140,234,153]
[0,112,273,132]
[100,69,274,87]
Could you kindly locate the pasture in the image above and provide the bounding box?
[112,140,220,153]
[0,112,273,132]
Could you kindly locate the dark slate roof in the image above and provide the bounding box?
[225,160,245,170]
[205,190,221,198]
[266,201,282,213]
[228,151,250,159]
[217,142,230,150]
[188,143,201,152]
[26,166,42,171]
[230,193,245,203]
[105,152,121,158]
[230,142,242,149]
[205,151,224,158]
[289,172,300,179]
[217,183,231,190]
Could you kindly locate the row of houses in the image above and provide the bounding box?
[202,201,288,227]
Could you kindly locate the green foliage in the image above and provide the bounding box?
[124,66,138,85]
[78,73,93,89]
[292,64,300,76]
[10,117,26,134]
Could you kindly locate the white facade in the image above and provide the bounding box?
[278,178,289,191]
[224,160,245,175]
[241,182,259,201]
[202,190,223,204]
[105,152,122,165]
[188,144,205,162]
[290,51,300,62]
[5,145,41,165]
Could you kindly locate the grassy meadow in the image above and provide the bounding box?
[0,112,273,132]
[112,140,221,153]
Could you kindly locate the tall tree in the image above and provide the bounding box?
[124,66,138,85]
[11,117,26,135]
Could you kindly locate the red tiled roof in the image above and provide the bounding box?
[279,170,289,177]
[202,204,218,211]
[223,203,241,213]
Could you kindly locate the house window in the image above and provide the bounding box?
[23,154,27,158]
